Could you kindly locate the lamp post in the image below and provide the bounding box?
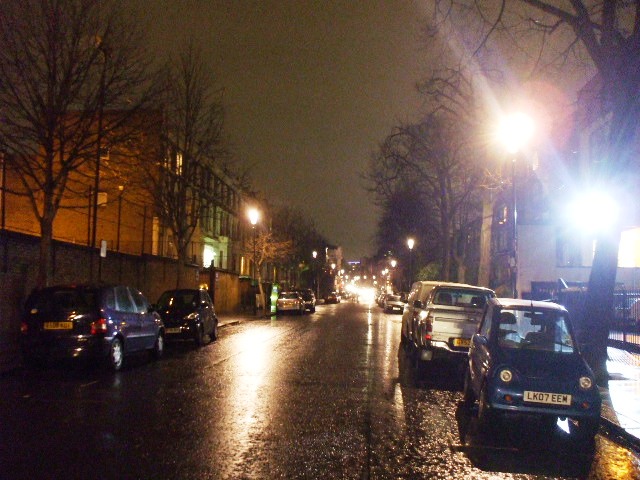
[248,208,260,314]
[312,250,319,299]
[407,237,414,289]
[390,259,397,292]
[499,112,534,298]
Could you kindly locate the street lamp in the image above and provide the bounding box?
[248,208,259,314]
[312,250,319,299]
[499,112,534,298]
[407,237,414,289]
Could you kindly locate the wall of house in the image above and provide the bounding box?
[518,224,640,296]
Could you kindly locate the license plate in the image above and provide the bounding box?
[524,390,572,406]
[453,338,470,347]
[165,327,181,334]
[44,321,73,330]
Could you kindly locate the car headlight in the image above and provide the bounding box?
[498,369,513,383]
[186,312,198,321]
[579,376,593,390]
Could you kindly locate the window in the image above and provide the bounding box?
[115,286,135,313]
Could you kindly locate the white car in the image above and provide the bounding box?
[276,291,305,315]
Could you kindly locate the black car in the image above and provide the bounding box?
[296,288,316,313]
[155,289,218,346]
[20,284,165,371]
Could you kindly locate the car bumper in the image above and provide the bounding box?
[163,323,198,340]
[488,384,601,420]
[21,334,112,361]
[416,340,469,361]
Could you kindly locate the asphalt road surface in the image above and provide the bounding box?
[1,301,639,479]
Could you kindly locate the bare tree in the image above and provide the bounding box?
[367,111,484,282]
[432,0,640,381]
[0,0,155,286]
[143,43,226,286]
[245,230,294,312]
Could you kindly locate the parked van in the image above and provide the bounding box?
[401,281,441,345]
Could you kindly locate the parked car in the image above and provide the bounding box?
[382,292,407,313]
[276,291,306,315]
[407,282,495,368]
[20,284,164,371]
[401,281,441,345]
[295,288,316,313]
[325,291,341,304]
[155,288,218,346]
[463,298,601,444]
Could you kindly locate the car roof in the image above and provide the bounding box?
[489,297,567,312]
[429,282,494,292]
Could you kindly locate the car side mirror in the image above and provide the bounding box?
[473,334,487,346]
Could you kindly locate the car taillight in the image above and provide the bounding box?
[20,322,28,334]
[424,314,433,341]
[91,318,108,335]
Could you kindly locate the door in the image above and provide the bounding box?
[114,286,141,352]
[129,287,157,350]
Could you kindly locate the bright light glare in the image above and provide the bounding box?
[248,207,259,225]
[499,112,535,154]
[568,191,618,234]
[359,287,376,304]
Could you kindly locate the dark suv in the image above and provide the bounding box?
[20,284,165,371]
[155,289,218,346]
[296,288,316,313]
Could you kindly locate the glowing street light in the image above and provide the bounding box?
[498,112,535,298]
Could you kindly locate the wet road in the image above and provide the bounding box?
[1,301,639,479]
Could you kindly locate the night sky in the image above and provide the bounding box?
[139,1,429,260]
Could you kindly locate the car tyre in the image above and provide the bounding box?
[462,369,476,412]
[108,337,124,371]
[151,333,164,360]
[195,323,205,347]
[209,320,218,342]
[569,417,599,445]
[477,383,496,433]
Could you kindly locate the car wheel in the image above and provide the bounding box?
[108,337,124,371]
[195,323,205,347]
[569,417,599,445]
[209,320,218,342]
[462,369,476,411]
[151,333,164,360]
[477,383,495,433]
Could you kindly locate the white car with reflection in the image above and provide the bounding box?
[276,291,305,315]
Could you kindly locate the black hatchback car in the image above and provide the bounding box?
[20,284,165,371]
[155,289,218,346]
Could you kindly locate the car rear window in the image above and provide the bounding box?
[26,287,98,314]
[433,288,491,307]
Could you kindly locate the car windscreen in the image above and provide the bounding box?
[157,291,197,310]
[26,287,98,314]
[496,308,575,353]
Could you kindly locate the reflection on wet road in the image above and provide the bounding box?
[1,302,639,479]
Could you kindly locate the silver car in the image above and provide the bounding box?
[276,291,305,315]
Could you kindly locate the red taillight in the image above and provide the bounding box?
[91,318,108,335]
[20,322,28,334]
[424,315,433,341]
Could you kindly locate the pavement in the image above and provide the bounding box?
[600,347,640,450]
